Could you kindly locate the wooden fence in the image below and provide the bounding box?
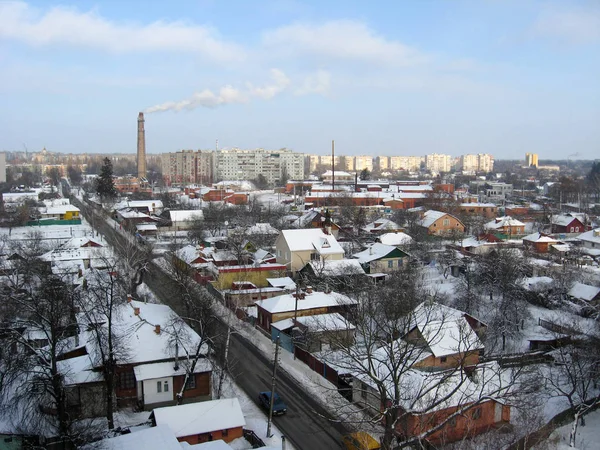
[294,347,339,386]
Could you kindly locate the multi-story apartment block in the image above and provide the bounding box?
[377,156,390,171]
[354,155,374,172]
[425,153,452,173]
[161,150,213,185]
[213,148,304,184]
[459,154,494,173]
[525,153,539,168]
[390,156,423,172]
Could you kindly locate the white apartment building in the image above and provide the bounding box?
[161,150,213,185]
[425,153,452,173]
[377,156,390,171]
[213,148,304,184]
[0,153,5,183]
[460,154,494,173]
[390,156,423,172]
[354,155,374,172]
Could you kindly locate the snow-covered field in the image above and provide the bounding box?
[542,409,600,450]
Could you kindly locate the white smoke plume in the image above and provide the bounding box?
[144,69,290,113]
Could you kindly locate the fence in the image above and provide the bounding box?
[538,318,579,336]
[243,429,266,448]
[294,347,339,386]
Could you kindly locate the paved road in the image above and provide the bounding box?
[75,198,347,450]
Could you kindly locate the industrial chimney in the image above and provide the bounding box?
[137,112,147,180]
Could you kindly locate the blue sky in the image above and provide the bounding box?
[0,0,599,159]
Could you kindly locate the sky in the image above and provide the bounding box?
[0,0,599,159]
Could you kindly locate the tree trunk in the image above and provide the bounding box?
[106,359,115,430]
[569,409,581,448]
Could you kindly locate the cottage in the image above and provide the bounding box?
[352,243,408,274]
[459,203,498,219]
[484,216,526,238]
[86,425,183,450]
[150,398,245,445]
[275,229,344,272]
[379,232,413,247]
[551,213,586,234]
[418,210,465,236]
[362,219,403,234]
[567,282,600,305]
[522,232,558,253]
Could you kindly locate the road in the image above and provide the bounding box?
[74,197,347,450]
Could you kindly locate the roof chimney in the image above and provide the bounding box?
[154,324,161,334]
[134,307,140,316]
[127,294,133,303]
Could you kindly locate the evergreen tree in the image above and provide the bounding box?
[96,157,117,202]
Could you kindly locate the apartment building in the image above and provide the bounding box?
[213,148,304,184]
[354,155,374,172]
[525,153,539,168]
[425,153,452,173]
[377,156,390,171]
[459,154,494,173]
[161,150,213,185]
[389,156,423,172]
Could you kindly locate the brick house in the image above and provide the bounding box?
[522,232,559,253]
[459,203,498,218]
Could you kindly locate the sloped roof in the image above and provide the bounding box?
[84,425,182,450]
[551,214,584,227]
[523,232,558,243]
[577,228,600,245]
[417,210,449,228]
[247,222,279,235]
[484,216,525,230]
[296,312,356,332]
[568,282,600,302]
[280,229,344,255]
[266,277,296,289]
[256,290,356,314]
[363,218,401,233]
[133,359,211,381]
[307,259,366,276]
[379,232,413,246]
[353,243,404,264]
[175,245,202,264]
[152,398,245,438]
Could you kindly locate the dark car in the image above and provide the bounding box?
[258,391,287,415]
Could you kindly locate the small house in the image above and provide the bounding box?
[418,210,465,236]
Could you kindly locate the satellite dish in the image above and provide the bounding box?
[224,221,229,226]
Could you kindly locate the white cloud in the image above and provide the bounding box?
[262,20,427,66]
[246,68,290,99]
[0,1,244,62]
[532,7,600,44]
[295,70,331,95]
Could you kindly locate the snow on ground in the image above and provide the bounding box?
[541,409,600,450]
[249,191,295,206]
[136,282,162,304]
[0,219,94,243]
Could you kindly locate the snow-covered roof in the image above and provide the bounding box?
[44,204,80,215]
[266,277,296,290]
[577,228,600,245]
[379,232,413,246]
[307,259,366,276]
[459,202,497,207]
[484,216,525,230]
[280,229,344,255]
[115,200,164,212]
[363,218,401,233]
[117,209,151,219]
[568,282,600,302]
[322,170,353,177]
[353,243,401,264]
[136,223,158,231]
[296,312,356,332]
[58,354,103,386]
[247,222,279,235]
[133,359,211,381]
[60,237,104,248]
[521,276,554,291]
[256,290,356,314]
[175,245,202,264]
[551,214,584,226]
[411,302,484,357]
[271,318,295,331]
[169,210,203,222]
[417,210,449,228]
[152,398,245,438]
[85,425,182,450]
[523,232,558,243]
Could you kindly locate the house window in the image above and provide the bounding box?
[448,416,457,428]
[119,371,135,390]
[157,381,162,393]
[440,356,447,363]
[164,381,169,392]
[222,429,229,437]
[185,376,196,389]
[570,227,574,232]
[388,260,393,268]
[443,219,450,226]
[310,253,319,261]
[361,382,368,400]
[472,407,482,420]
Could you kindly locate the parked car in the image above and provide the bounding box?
[342,432,381,450]
[258,391,287,415]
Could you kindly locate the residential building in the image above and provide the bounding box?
[551,213,586,234]
[390,156,423,172]
[161,150,213,185]
[355,155,374,172]
[362,218,403,234]
[525,153,539,168]
[522,232,559,253]
[352,243,408,274]
[377,156,390,171]
[459,203,498,218]
[567,282,600,305]
[425,153,452,173]
[577,228,600,250]
[0,152,6,183]
[484,183,513,200]
[213,148,304,184]
[418,210,465,236]
[459,154,494,173]
[484,216,526,237]
[275,229,345,272]
[150,398,245,445]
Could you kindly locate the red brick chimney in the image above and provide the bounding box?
[134,307,140,316]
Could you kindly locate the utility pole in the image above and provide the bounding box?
[266,336,280,438]
[331,140,335,192]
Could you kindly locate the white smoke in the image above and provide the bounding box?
[144,69,291,113]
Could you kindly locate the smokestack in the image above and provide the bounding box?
[137,112,147,180]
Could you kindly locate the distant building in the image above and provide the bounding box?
[161,150,213,186]
[525,153,539,168]
[425,153,452,173]
[0,152,5,183]
[354,155,373,172]
[459,154,494,173]
[390,156,423,172]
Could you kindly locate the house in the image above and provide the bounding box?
[162,210,204,230]
[115,200,164,214]
[459,203,498,219]
[577,228,600,251]
[567,282,600,305]
[352,243,408,274]
[484,216,526,238]
[404,302,486,370]
[172,245,213,284]
[275,229,345,272]
[298,259,367,291]
[84,425,183,450]
[255,288,357,333]
[418,210,465,236]
[115,209,157,230]
[291,210,342,237]
[379,232,413,247]
[38,204,81,223]
[522,232,559,253]
[551,213,586,234]
[362,218,403,234]
[150,398,245,445]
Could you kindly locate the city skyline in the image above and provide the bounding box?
[1,0,599,158]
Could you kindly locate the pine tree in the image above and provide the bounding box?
[96,157,117,202]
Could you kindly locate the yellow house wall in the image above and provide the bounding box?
[214,268,286,291]
[271,306,330,323]
[429,216,465,235]
[370,257,403,273]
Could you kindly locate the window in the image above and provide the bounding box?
[164,381,169,392]
[443,219,450,226]
[310,252,319,261]
[388,260,393,268]
[472,407,482,420]
[361,382,368,400]
[440,356,447,363]
[119,371,135,390]
[157,381,162,393]
[448,416,457,428]
[570,227,574,232]
[185,376,196,389]
[222,429,229,437]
